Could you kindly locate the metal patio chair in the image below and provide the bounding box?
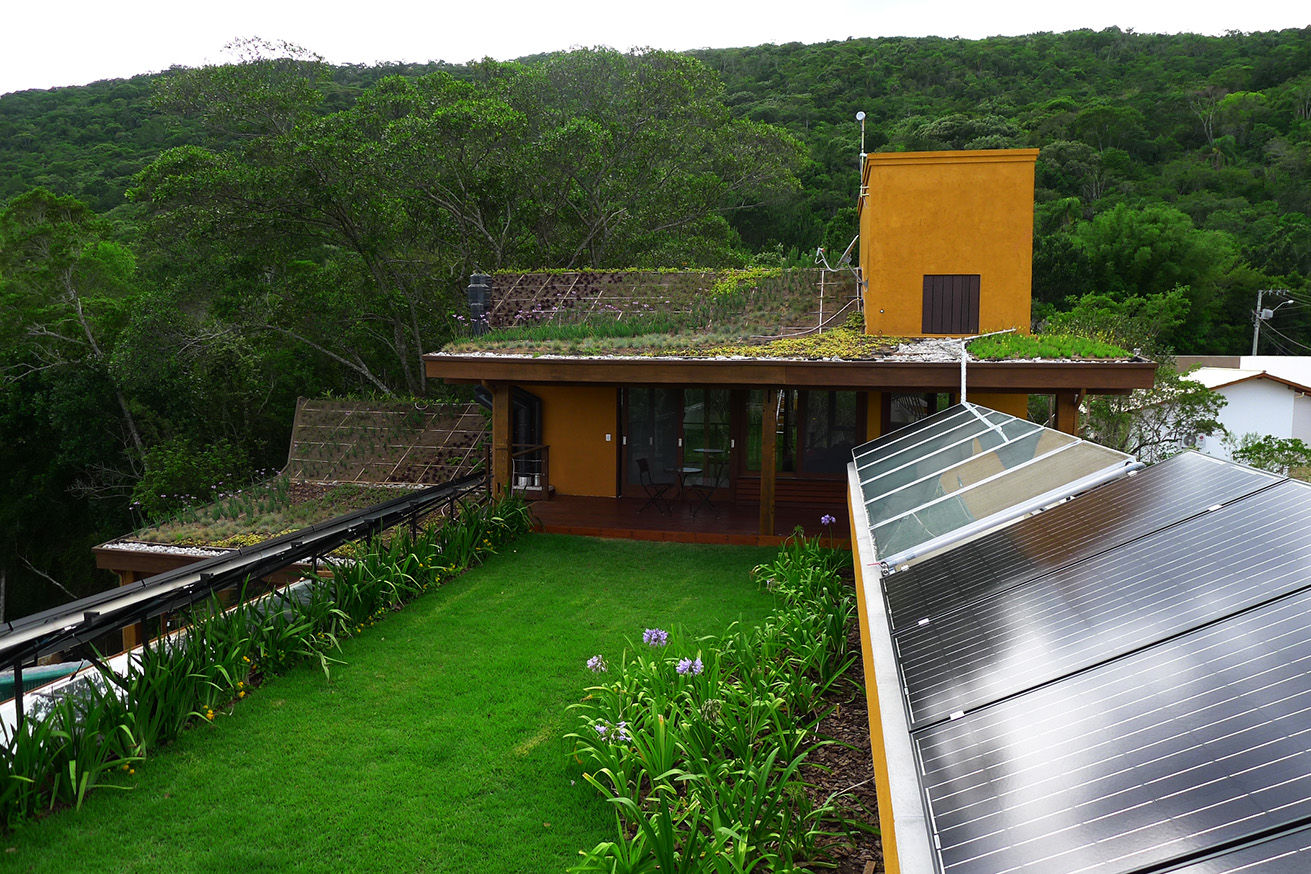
[637,458,672,515]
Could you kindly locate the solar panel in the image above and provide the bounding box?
[883,452,1280,631]
[916,588,1311,874]
[1160,825,1311,873]
[897,478,1311,726]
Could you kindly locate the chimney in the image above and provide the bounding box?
[466,274,490,335]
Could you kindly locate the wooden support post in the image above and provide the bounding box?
[12,661,23,730]
[490,382,512,496]
[759,388,780,537]
[118,571,141,652]
[1055,391,1083,436]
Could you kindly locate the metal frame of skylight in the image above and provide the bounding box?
[854,410,1009,477]
[868,436,1082,530]
[858,419,1046,509]
[853,407,977,468]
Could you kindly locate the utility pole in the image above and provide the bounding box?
[1252,289,1290,355]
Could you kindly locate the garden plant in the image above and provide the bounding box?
[0,493,533,831]
[567,531,871,871]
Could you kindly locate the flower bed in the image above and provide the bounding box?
[567,532,874,871]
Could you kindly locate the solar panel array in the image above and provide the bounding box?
[872,450,1311,873]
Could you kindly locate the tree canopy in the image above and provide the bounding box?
[2,30,1311,614]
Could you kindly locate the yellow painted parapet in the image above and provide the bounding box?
[859,149,1038,339]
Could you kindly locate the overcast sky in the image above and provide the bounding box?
[2,0,1307,97]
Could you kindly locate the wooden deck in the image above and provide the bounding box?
[527,494,851,548]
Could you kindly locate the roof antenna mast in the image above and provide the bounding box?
[856,111,868,198]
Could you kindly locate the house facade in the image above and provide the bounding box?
[424,149,1155,537]
[1178,355,1311,460]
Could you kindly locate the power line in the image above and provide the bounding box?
[1262,322,1311,353]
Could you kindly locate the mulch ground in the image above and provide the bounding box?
[802,616,884,874]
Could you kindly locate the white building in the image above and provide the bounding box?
[1176,355,1311,461]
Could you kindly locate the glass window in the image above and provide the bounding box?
[748,390,860,475]
[627,388,680,484]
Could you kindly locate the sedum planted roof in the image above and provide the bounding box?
[851,402,1135,565]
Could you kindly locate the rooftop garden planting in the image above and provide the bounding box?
[128,477,418,548]
[2,533,801,872]
[569,531,873,869]
[1,494,533,834]
[121,399,490,549]
[441,268,1143,362]
[442,269,866,358]
[967,332,1134,360]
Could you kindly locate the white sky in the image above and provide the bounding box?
[2,0,1307,97]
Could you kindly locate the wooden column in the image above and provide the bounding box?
[118,571,141,651]
[759,388,780,537]
[1055,390,1083,436]
[490,382,512,495]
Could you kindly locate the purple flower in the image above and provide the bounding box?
[595,720,630,743]
[676,657,704,676]
[820,514,836,526]
[586,654,607,673]
[643,628,669,647]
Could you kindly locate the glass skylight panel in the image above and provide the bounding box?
[851,403,1132,563]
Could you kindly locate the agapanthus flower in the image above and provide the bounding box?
[586,654,607,673]
[595,721,631,743]
[643,628,669,647]
[820,514,837,526]
[676,657,704,676]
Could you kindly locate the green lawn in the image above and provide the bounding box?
[3,535,777,873]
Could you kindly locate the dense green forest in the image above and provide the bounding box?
[2,30,1310,616]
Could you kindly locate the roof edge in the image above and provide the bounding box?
[847,462,939,872]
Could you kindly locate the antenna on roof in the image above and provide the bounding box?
[856,111,868,197]
[856,111,867,167]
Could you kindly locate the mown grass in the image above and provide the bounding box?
[2,535,777,873]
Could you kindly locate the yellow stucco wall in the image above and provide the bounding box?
[847,487,902,872]
[860,149,1038,338]
[865,391,883,440]
[967,391,1029,419]
[533,385,618,497]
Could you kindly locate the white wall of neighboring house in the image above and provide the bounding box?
[1295,393,1311,442]
[1181,359,1311,461]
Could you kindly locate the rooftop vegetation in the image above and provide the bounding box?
[441,269,867,358]
[126,477,416,548]
[967,332,1134,360]
[3,533,786,871]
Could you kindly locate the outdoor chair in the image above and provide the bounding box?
[637,458,672,515]
[690,457,726,518]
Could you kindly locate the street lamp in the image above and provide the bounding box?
[1252,289,1292,355]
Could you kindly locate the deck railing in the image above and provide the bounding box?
[511,444,551,499]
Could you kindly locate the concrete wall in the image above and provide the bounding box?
[859,149,1038,339]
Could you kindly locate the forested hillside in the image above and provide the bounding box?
[1,29,1309,615]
